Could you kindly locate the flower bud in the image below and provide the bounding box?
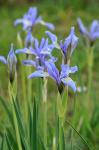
[7,44,17,83]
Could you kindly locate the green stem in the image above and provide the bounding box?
[20,56,27,120]
[42,78,47,149]
[26,56,33,107]
[87,46,94,101]
[59,117,63,150]
[17,33,27,121]
[52,136,56,150]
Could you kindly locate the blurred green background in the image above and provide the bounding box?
[0,0,99,149]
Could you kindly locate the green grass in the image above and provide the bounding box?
[0,2,99,149]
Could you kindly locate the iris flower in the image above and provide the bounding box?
[46,27,78,63]
[16,37,57,70]
[28,60,78,93]
[0,44,17,83]
[77,18,99,43]
[60,27,78,59]
[14,7,55,31]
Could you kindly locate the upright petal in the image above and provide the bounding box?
[90,20,99,34]
[61,27,78,56]
[60,64,70,79]
[77,18,88,35]
[70,27,79,54]
[39,38,46,49]
[25,31,34,47]
[34,39,39,50]
[45,60,59,83]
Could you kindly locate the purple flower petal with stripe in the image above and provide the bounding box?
[28,70,49,78]
[61,77,76,92]
[22,60,36,67]
[77,18,88,35]
[0,56,7,64]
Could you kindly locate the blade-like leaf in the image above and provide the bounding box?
[0,96,14,128]
[12,98,29,150]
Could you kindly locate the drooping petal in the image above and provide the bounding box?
[15,48,32,54]
[22,60,36,67]
[44,22,55,30]
[14,19,23,26]
[35,16,42,24]
[61,77,76,92]
[40,20,55,30]
[0,56,7,64]
[46,31,57,43]
[69,66,78,74]
[28,70,49,78]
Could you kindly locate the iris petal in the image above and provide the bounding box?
[0,56,7,64]
[77,18,88,35]
[61,77,76,92]
[46,31,57,43]
[28,70,49,78]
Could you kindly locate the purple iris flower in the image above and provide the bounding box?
[14,7,55,31]
[0,44,17,83]
[28,60,78,93]
[16,37,57,70]
[60,27,78,58]
[46,27,78,63]
[77,18,99,43]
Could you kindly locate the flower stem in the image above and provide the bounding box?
[42,78,47,148]
[87,46,94,101]
[59,117,63,150]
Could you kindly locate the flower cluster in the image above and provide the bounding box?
[16,25,78,93]
[0,7,79,94]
